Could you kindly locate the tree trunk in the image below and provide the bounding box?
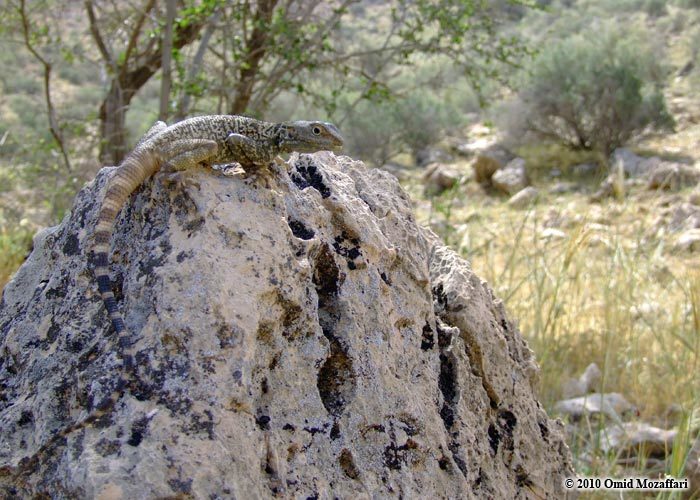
[99,84,129,165]
[228,0,278,115]
[159,0,176,121]
[95,8,207,165]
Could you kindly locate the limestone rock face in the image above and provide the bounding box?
[0,153,572,498]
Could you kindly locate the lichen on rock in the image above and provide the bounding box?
[0,152,573,498]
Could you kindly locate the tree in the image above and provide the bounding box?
[85,0,214,164]
[3,0,532,166]
[172,0,531,118]
[501,25,674,156]
[13,0,72,171]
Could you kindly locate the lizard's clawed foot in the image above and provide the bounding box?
[273,156,287,169]
[159,169,202,192]
[213,162,245,177]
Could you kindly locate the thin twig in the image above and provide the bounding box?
[18,0,72,172]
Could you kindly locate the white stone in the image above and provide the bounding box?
[539,228,567,240]
[493,158,529,195]
[508,186,539,209]
[554,393,636,422]
[675,229,700,252]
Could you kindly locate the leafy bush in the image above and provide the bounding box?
[342,98,400,166]
[341,84,478,166]
[500,25,674,156]
[643,0,668,17]
[675,0,700,8]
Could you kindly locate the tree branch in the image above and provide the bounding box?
[85,0,115,72]
[18,0,72,172]
[159,0,176,120]
[120,0,157,81]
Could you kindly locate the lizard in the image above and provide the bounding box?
[3,115,343,481]
[95,114,344,337]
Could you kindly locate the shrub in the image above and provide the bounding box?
[675,0,700,8]
[644,0,668,17]
[500,25,674,156]
[341,98,401,166]
[391,89,462,159]
[341,84,477,166]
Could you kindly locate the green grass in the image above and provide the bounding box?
[0,224,33,292]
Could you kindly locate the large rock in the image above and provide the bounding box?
[471,145,515,185]
[452,123,498,158]
[647,162,700,191]
[415,147,453,168]
[492,158,529,195]
[609,148,650,177]
[599,422,676,457]
[562,363,602,399]
[610,148,657,178]
[421,162,460,196]
[0,153,573,498]
[554,393,636,423]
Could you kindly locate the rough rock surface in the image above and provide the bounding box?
[0,153,573,498]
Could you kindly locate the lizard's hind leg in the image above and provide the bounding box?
[162,139,219,171]
[159,139,220,192]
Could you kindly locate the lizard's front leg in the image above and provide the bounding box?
[225,133,277,167]
[160,139,220,191]
[161,138,219,171]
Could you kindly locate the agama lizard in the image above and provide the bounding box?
[95,114,343,337]
[4,116,342,478]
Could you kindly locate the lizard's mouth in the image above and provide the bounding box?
[294,139,344,154]
[326,141,344,153]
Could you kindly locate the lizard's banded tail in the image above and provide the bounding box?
[93,149,162,334]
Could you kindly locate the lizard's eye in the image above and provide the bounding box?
[312,126,322,135]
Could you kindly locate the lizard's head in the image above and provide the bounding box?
[279,121,344,154]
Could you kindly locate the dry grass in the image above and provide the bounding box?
[413,179,700,494]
